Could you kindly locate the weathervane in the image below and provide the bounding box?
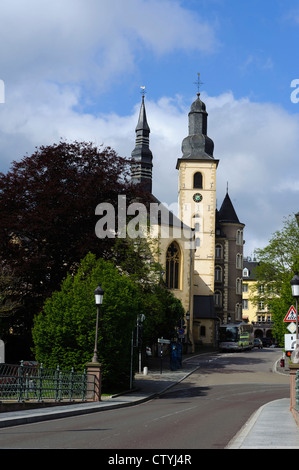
[140,86,147,97]
[194,73,203,96]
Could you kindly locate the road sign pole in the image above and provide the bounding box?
[296,298,299,360]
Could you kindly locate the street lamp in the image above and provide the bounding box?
[92,284,104,363]
[290,272,299,363]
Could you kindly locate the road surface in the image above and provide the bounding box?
[0,348,290,449]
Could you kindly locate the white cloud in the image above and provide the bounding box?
[2,83,299,258]
[0,0,217,89]
[0,1,298,259]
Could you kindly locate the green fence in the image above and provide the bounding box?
[0,361,88,402]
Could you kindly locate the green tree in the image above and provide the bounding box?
[141,285,184,346]
[32,253,141,392]
[252,214,299,345]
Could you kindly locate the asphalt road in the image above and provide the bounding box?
[0,348,290,449]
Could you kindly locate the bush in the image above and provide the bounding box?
[32,253,140,392]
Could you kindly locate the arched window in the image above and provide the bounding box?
[215,244,222,258]
[214,290,222,307]
[236,278,242,294]
[215,266,222,282]
[235,303,242,320]
[236,253,243,269]
[166,241,181,289]
[236,229,243,245]
[193,172,203,189]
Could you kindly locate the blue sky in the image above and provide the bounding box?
[1,0,299,257]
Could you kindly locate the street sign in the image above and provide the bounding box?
[287,322,297,334]
[285,334,297,351]
[283,305,297,322]
[157,338,170,344]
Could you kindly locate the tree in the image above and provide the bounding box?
[0,141,144,355]
[140,285,184,346]
[252,214,299,345]
[32,253,141,392]
[0,264,22,318]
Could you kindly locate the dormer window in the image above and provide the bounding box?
[243,267,249,277]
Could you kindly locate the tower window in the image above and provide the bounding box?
[215,244,222,258]
[193,172,203,189]
[214,290,222,307]
[166,241,181,289]
[215,266,222,282]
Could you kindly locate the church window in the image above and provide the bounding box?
[166,241,181,289]
[193,172,203,189]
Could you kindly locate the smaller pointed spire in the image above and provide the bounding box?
[131,92,153,193]
[135,93,150,132]
[218,192,240,224]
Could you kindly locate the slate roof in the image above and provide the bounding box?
[217,192,242,224]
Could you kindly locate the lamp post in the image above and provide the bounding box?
[290,272,299,363]
[92,284,104,363]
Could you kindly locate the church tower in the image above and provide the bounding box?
[131,94,153,193]
[176,91,219,345]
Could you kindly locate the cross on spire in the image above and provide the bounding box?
[193,73,203,96]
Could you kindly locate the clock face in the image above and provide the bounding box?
[193,193,203,203]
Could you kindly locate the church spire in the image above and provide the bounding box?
[131,91,153,193]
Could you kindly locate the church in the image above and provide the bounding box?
[130,88,245,351]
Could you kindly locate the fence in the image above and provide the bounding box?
[296,369,299,411]
[0,361,89,403]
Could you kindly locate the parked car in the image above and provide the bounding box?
[261,337,272,347]
[253,338,263,349]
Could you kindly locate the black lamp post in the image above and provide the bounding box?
[92,284,104,363]
[290,272,299,363]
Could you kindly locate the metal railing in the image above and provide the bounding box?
[296,370,299,412]
[0,361,88,402]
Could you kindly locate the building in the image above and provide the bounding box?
[131,88,245,349]
[242,258,274,340]
[214,192,245,326]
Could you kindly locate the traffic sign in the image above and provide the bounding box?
[283,305,297,322]
[285,333,297,351]
[287,322,297,334]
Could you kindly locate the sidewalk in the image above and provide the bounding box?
[226,398,299,449]
[0,356,299,449]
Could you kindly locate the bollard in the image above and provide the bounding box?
[143,366,148,375]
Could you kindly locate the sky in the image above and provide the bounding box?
[1,0,299,258]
